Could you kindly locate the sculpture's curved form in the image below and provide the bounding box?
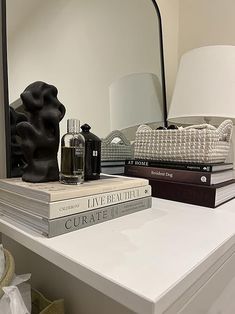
[10,106,27,177]
[16,81,66,182]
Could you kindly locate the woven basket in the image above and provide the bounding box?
[31,289,65,314]
[134,119,233,163]
[101,130,133,161]
[0,249,15,299]
[0,249,64,314]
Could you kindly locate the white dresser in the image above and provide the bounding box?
[1,197,235,314]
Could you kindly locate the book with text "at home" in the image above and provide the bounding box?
[0,197,152,237]
[0,184,151,219]
[0,175,149,202]
[125,159,233,172]
[124,165,234,185]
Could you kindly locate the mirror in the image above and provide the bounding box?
[3,0,167,177]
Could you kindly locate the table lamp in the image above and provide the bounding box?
[168,45,235,125]
[109,72,164,130]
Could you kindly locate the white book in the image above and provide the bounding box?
[0,174,148,202]
[0,185,151,219]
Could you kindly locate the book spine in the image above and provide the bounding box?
[149,180,216,208]
[101,166,124,175]
[125,160,213,172]
[0,213,46,236]
[48,197,152,237]
[125,165,212,185]
[0,185,151,219]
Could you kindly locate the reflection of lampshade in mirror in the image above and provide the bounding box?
[168,45,235,125]
[109,73,163,130]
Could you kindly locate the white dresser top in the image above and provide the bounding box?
[1,198,235,313]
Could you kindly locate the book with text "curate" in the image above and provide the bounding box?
[0,197,152,237]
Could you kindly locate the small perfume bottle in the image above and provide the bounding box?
[80,123,101,180]
[60,119,85,185]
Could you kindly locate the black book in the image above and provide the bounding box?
[101,160,126,166]
[149,179,235,208]
[125,159,233,172]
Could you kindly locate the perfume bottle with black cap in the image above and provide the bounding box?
[60,119,85,184]
[80,123,101,180]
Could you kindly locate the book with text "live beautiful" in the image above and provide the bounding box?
[0,197,152,237]
[0,184,151,219]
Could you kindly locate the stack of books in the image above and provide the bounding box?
[101,160,125,175]
[0,175,151,237]
[124,159,235,208]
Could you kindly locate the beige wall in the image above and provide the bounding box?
[179,0,235,58]
[178,0,235,161]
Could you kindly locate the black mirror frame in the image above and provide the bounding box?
[1,0,10,177]
[151,0,168,128]
[0,0,167,178]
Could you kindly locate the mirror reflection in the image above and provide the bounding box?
[6,0,166,176]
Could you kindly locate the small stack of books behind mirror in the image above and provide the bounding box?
[0,175,151,237]
[101,160,125,175]
[124,160,235,208]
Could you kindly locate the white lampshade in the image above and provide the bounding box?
[109,72,164,130]
[168,45,235,125]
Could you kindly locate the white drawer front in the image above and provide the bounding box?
[179,252,235,314]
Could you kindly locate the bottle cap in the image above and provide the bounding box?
[67,119,80,133]
[81,123,91,133]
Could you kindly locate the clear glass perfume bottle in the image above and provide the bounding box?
[60,119,85,185]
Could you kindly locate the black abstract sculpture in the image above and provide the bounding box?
[10,106,27,177]
[16,81,66,182]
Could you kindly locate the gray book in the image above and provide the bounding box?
[0,197,152,238]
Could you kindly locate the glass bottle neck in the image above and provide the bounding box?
[67,119,80,133]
